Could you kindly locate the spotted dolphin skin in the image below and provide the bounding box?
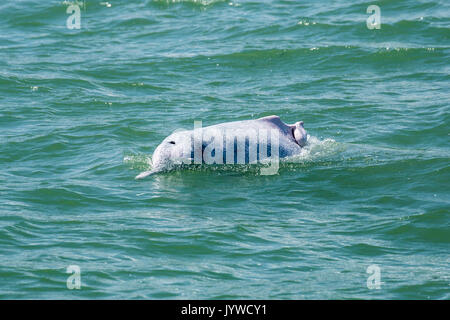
[135,115,307,179]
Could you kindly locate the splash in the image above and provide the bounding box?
[123,154,152,171]
[126,136,344,177]
[283,135,343,164]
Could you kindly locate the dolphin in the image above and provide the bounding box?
[136,115,307,179]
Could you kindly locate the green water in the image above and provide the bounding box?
[0,0,449,299]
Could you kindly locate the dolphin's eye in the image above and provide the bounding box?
[169,141,175,144]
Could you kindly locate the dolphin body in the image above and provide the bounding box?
[136,115,307,179]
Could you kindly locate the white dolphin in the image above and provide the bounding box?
[136,115,307,179]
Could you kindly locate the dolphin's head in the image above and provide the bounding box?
[293,121,307,147]
[136,130,192,179]
[151,130,192,171]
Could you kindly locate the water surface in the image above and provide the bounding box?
[0,0,449,299]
